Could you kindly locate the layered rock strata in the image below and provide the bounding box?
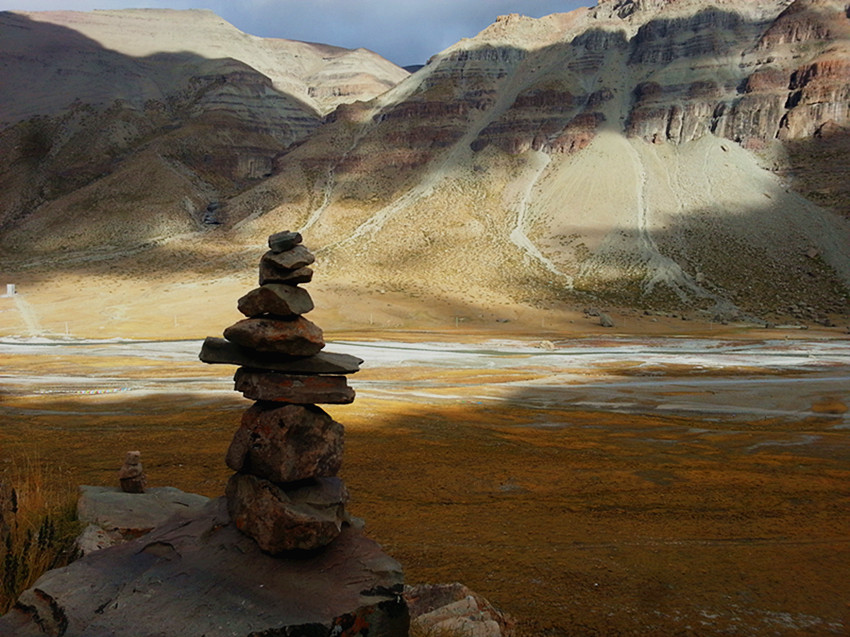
[200,230,363,553]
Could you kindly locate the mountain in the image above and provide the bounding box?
[1,1,849,333]
[0,9,408,250]
[224,0,850,322]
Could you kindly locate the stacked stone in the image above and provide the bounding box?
[199,231,363,554]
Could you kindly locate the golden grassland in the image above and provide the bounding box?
[1,348,849,634]
[1,457,80,614]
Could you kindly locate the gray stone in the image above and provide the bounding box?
[237,283,314,318]
[225,402,344,483]
[0,498,409,637]
[599,312,615,328]
[259,264,314,286]
[224,316,324,356]
[199,337,362,374]
[261,245,315,270]
[76,486,210,539]
[226,475,350,553]
[234,368,355,404]
[268,230,303,253]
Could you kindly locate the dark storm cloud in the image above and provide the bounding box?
[0,0,591,66]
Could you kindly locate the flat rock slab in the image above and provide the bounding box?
[234,368,355,404]
[199,337,362,374]
[259,264,314,286]
[224,316,324,356]
[226,475,349,553]
[77,486,209,538]
[0,498,409,637]
[226,402,344,482]
[237,284,314,318]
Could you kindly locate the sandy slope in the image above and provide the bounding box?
[2,129,847,341]
[530,131,850,298]
[0,263,844,342]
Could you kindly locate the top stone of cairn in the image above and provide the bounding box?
[268,231,303,254]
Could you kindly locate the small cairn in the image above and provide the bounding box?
[117,450,147,493]
[200,231,363,553]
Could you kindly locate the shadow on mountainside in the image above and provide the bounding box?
[0,13,321,248]
[781,126,850,220]
[0,189,847,337]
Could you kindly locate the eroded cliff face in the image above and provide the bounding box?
[630,0,850,147]
[288,0,849,176]
[464,0,850,152]
[228,0,850,320]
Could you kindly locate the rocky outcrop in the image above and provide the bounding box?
[75,485,209,548]
[0,499,408,637]
[779,56,850,138]
[471,83,608,154]
[757,0,844,48]
[314,0,850,169]
[624,0,850,146]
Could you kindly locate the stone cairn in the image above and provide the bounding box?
[118,450,147,493]
[199,231,363,553]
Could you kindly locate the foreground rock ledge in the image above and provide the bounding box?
[0,498,409,637]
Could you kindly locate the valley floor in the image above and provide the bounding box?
[1,335,848,634]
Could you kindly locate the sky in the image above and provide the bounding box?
[0,0,592,67]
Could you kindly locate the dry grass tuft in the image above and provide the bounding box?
[1,456,81,614]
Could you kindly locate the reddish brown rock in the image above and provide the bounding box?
[226,474,349,552]
[234,368,355,404]
[237,284,314,318]
[223,316,324,356]
[225,402,344,482]
[259,264,314,286]
[261,245,315,271]
[199,337,362,374]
